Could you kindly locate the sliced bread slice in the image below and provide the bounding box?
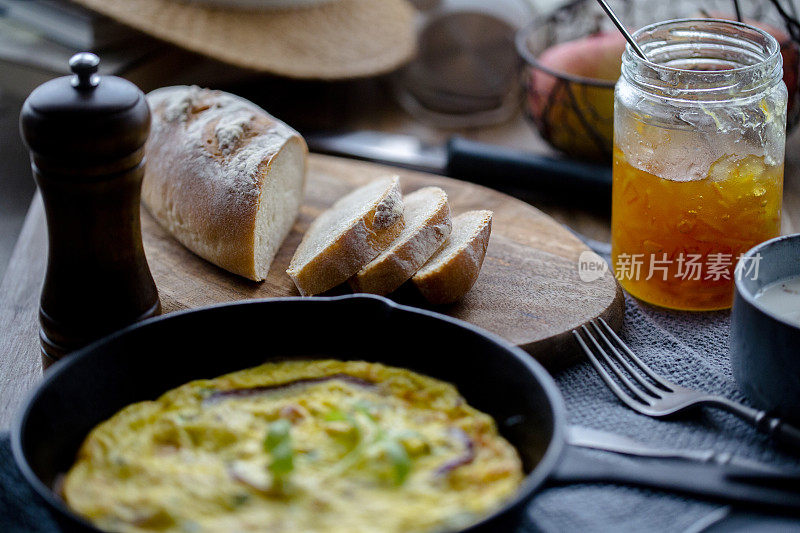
[287,176,404,296]
[412,210,493,305]
[349,186,451,295]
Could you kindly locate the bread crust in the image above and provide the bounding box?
[287,177,405,296]
[349,187,451,295]
[412,210,492,305]
[143,86,307,281]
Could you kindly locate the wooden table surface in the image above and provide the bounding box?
[1,100,799,430]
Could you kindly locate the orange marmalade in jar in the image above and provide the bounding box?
[612,19,786,311]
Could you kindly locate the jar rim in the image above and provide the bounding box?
[626,18,782,75]
[622,18,784,101]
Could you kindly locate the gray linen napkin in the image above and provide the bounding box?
[0,433,58,532]
[524,291,800,532]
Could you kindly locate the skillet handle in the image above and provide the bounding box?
[548,444,800,513]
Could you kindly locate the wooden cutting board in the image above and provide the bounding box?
[143,154,623,368]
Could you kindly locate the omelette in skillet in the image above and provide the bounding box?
[63,360,523,532]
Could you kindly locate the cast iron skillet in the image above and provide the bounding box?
[12,294,566,532]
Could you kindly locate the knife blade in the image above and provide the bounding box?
[567,426,786,475]
[554,428,800,512]
[305,131,612,202]
[552,444,800,513]
[306,130,448,174]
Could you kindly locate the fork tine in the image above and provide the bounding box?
[597,318,675,391]
[572,329,647,412]
[588,320,665,398]
[579,325,656,404]
[573,326,653,408]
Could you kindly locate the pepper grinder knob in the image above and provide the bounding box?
[69,52,100,90]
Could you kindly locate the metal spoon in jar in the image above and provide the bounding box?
[594,0,648,60]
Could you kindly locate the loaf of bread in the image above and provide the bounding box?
[412,210,493,304]
[143,86,307,281]
[349,186,451,295]
[287,176,405,296]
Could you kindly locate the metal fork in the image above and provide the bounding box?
[573,319,800,449]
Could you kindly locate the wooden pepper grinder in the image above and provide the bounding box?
[20,53,161,365]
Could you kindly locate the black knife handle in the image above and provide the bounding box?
[550,445,800,513]
[444,137,611,200]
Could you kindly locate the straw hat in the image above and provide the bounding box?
[72,0,417,79]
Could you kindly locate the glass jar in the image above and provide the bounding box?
[612,19,786,311]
